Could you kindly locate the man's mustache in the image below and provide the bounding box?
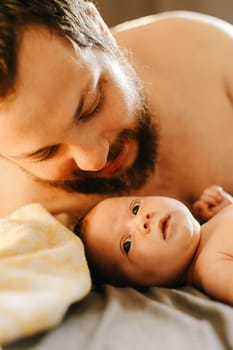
[63,128,137,180]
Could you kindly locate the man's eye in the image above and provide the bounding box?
[123,237,132,255]
[79,89,104,121]
[132,203,140,215]
[33,145,59,162]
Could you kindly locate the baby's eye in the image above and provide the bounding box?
[123,237,132,255]
[132,202,140,215]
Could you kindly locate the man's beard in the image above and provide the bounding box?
[48,104,159,195]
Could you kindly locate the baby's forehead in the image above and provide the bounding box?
[85,197,135,236]
[93,197,136,216]
[84,196,143,237]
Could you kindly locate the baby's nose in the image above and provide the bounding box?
[142,213,151,232]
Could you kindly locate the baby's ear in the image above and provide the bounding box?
[86,2,116,43]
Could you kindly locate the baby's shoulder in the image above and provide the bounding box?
[211,204,233,228]
[191,206,233,284]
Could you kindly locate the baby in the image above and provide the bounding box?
[75,186,233,305]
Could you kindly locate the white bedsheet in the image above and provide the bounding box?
[0,204,91,345]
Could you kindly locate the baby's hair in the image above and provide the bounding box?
[74,215,130,287]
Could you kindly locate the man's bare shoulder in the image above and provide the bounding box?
[112,11,233,49]
[113,11,233,113]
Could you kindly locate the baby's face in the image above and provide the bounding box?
[83,196,200,287]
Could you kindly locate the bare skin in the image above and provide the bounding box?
[0,9,232,223]
[113,13,233,204]
[186,187,233,305]
[80,186,233,305]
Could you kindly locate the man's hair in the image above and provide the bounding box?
[75,216,130,287]
[0,0,115,97]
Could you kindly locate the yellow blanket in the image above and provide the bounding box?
[0,203,91,345]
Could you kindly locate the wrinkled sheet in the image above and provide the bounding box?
[0,204,91,346]
[4,285,233,350]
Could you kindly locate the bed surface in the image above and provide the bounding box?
[5,285,233,350]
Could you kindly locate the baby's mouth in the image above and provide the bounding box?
[159,215,171,240]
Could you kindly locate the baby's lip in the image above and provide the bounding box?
[159,215,171,240]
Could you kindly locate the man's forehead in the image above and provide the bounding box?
[19,25,72,56]
[0,32,98,152]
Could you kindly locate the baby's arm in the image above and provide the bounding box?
[193,185,233,221]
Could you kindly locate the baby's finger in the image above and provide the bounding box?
[200,186,223,204]
[193,200,213,220]
[202,186,223,201]
[200,192,220,206]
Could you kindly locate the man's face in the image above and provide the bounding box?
[0,26,158,196]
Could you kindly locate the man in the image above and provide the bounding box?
[0,1,232,225]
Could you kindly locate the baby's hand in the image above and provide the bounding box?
[193,185,233,221]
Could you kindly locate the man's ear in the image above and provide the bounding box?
[86,2,116,43]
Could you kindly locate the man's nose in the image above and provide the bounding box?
[69,138,109,171]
